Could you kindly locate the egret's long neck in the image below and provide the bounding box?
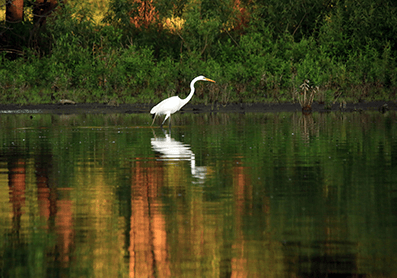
[181,78,198,107]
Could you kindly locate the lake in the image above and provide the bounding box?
[0,110,396,277]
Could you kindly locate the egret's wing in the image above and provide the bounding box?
[150,96,181,115]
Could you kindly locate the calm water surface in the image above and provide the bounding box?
[0,111,396,277]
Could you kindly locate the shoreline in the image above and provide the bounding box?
[0,101,395,114]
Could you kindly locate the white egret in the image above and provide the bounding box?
[150,75,216,127]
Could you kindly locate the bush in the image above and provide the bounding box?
[0,0,396,104]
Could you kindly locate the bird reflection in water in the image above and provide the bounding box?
[151,129,208,182]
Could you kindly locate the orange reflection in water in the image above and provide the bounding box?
[231,158,252,278]
[7,158,74,268]
[55,195,74,267]
[129,158,170,278]
[231,158,274,278]
[8,160,26,230]
[36,162,58,228]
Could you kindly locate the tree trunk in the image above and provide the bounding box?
[6,0,24,23]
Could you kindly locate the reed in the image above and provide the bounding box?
[298,79,318,111]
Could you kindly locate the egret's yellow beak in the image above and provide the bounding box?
[206,78,216,83]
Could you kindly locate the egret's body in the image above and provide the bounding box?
[150,75,215,127]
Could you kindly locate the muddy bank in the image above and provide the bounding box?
[0,101,395,114]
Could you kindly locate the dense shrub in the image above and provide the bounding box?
[0,0,396,104]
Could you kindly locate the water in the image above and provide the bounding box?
[0,111,396,277]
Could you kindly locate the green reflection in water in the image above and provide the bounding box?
[0,111,396,277]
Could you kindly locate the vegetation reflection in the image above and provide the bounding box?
[0,111,396,277]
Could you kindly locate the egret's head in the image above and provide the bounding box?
[196,75,216,83]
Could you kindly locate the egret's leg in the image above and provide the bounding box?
[161,114,170,127]
[168,115,172,128]
[151,114,157,126]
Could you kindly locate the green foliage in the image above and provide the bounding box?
[0,0,396,104]
[319,0,397,59]
[249,0,329,41]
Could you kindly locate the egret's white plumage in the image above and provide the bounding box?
[150,75,215,127]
